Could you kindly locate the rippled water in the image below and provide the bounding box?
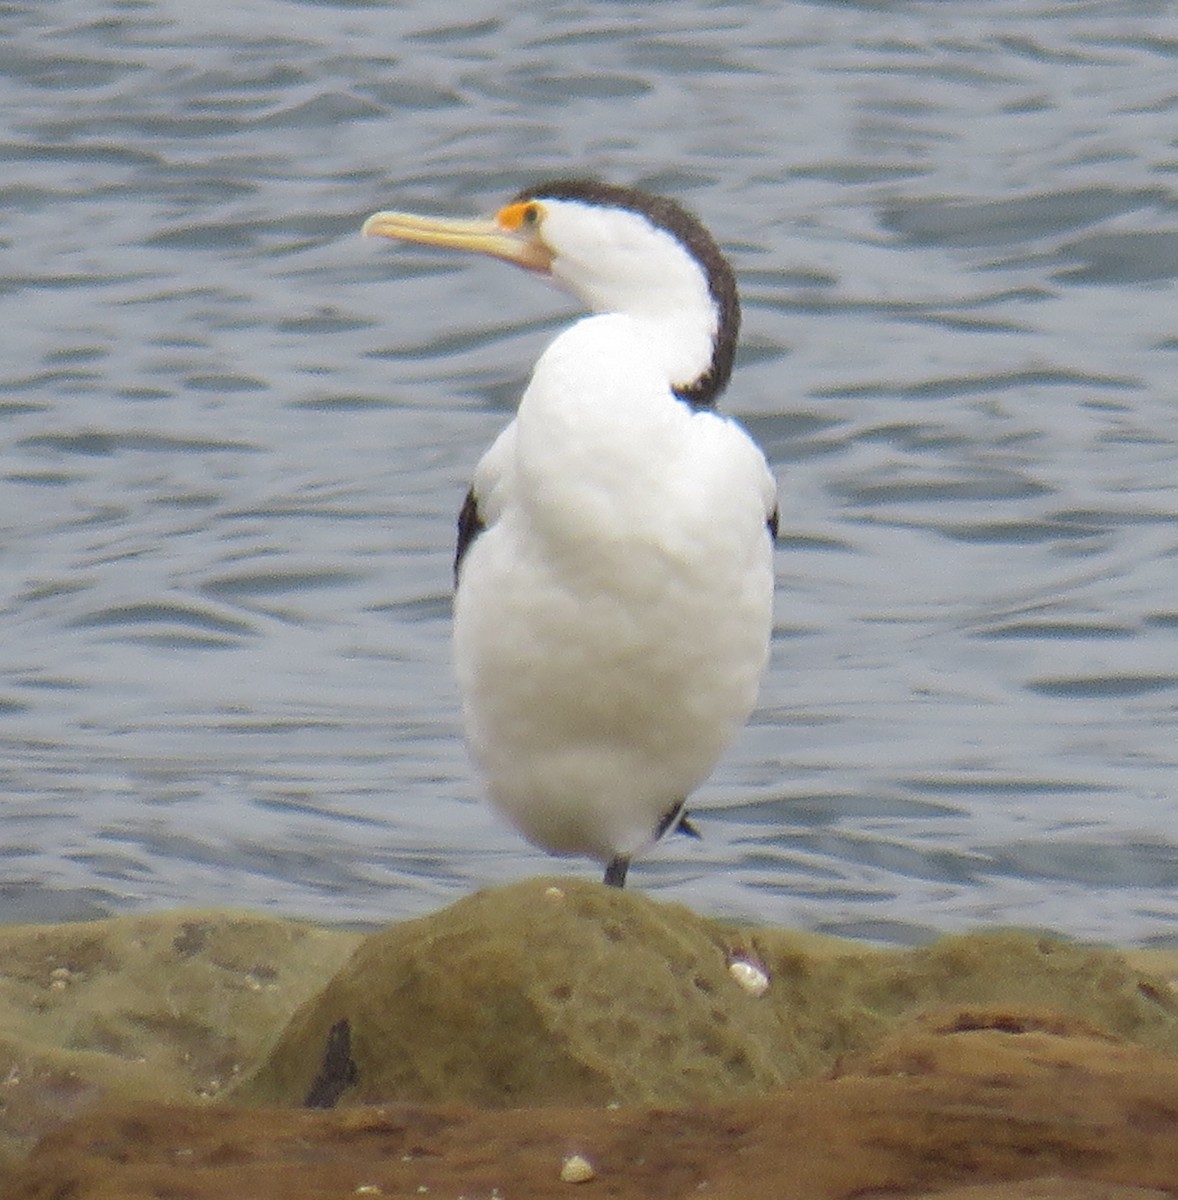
[1,0,1176,944]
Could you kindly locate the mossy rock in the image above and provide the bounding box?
[0,910,361,1168]
[233,878,1178,1109]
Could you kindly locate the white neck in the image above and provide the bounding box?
[540,200,720,393]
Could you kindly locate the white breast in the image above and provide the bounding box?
[454,314,775,864]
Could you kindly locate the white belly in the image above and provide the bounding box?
[455,519,772,862]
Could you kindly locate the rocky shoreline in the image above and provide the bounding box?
[4,878,1178,1197]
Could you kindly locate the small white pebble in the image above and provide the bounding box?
[355,1187,382,1196]
[561,1154,595,1184]
[728,959,770,997]
[544,886,565,900]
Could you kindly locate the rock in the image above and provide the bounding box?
[4,879,1178,1197]
[233,877,1178,1108]
[8,1009,1178,1198]
[0,909,361,1168]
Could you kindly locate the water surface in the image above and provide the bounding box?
[1,0,1176,944]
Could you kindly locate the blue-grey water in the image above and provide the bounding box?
[1,0,1176,945]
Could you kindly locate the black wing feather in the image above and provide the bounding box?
[455,488,485,584]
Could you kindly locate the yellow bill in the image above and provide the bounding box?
[362,204,553,274]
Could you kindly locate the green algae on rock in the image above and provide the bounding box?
[4,878,1178,1185]
[0,909,361,1169]
[233,877,820,1108]
[232,877,1178,1110]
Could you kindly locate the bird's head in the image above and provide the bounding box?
[363,179,740,407]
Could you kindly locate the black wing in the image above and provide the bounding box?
[454,487,485,585]
[768,504,779,540]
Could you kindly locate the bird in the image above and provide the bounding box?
[363,179,777,888]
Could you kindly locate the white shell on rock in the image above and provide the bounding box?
[560,1153,596,1183]
[728,958,770,997]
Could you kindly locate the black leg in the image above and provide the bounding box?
[603,856,629,887]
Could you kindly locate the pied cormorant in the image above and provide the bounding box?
[364,179,777,888]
